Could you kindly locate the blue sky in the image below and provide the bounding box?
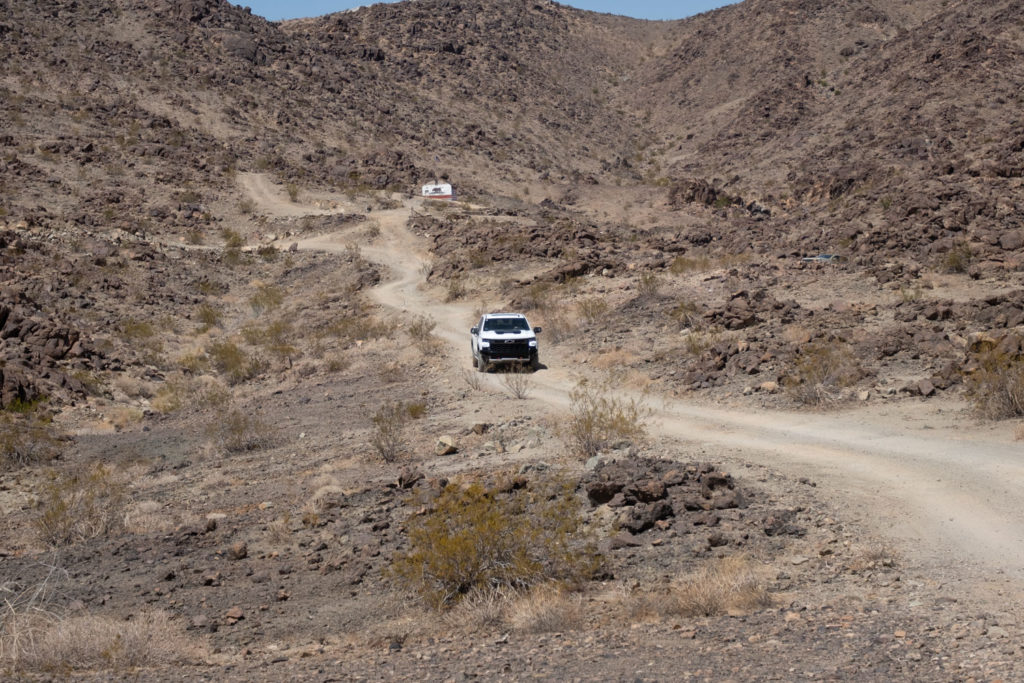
[238,1,737,22]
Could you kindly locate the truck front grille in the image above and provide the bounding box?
[486,340,531,360]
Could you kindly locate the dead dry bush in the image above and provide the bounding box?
[35,464,129,546]
[501,368,532,400]
[565,380,649,458]
[207,408,277,453]
[0,413,63,471]
[406,314,438,352]
[390,478,602,609]
[784,341,862,406]
[964,349,1024,419]
[370,401,408,462]
[151,375,230,414]
[460,369,483,392]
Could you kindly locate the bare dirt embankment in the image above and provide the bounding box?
[290,194,1024,608]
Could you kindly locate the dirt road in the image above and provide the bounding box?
[275,186,1024,605]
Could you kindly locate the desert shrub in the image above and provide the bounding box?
[964,349,1024,419]
[119,318,155,340]
[207,408,276,453]
[185,230,204,245]
[406,401,427,419]
[501,368,532,400]
[35,464,129,546]
[784,341,862,406]
[636,272,660,299]
[285,182,300,202]
[671,300,702,329]
[324,314,396,342]
[460,369,483,391]
[238,198,256,214]
[220,228,244,248]
[174,376,230,412]
[249,284,284,316]
[325,353,351,373]
[243,318,297,361]
[370,401,408,462]
[222,246,245,266]
[0,413,62,470]
[206,339,266,385]
[541,306,576,345]
[520,282,553,311]
[390,478,602,609]
[565,380,649,458]
[508,584,585,633]
[941,241,973,274]
[665,556,773,617]
[445,276,466,302]
[195,303,221,331]
[576,297,609,324]
[407,314,437,351]
[256,245,279,262]
[670,254,713,274]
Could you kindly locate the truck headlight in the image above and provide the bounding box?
[528,340,537,347]
[479,340,490,348]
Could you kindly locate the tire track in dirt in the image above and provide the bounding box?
[283,193,1024,603]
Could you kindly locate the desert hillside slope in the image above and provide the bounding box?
[2,0,1024,680]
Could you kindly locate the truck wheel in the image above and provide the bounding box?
[476,354,487,372]
[530,353,540,372]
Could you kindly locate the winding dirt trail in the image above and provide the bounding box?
[275,187,1024,605]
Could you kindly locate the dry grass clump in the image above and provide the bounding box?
[964,349,1024,419]
[35,463,129,546]
[242,317,298,362]
[0,412,63,470]
[784,341,863,406]
[2,601,199,673]
[390,478,602,609]
[615,556,772,621]
[323,312,397,343]
[507,584,585,633]
[565,379,649,458]
[460,369,483,391]
[666,556,773,617]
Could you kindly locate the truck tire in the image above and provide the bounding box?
[530,352,540,372]
[476,354,487,372]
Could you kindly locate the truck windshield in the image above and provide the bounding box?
[483,318,528,333]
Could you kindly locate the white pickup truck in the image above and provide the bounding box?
[470,313,541,372]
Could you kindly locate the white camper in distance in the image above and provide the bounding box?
[421,182,454,200]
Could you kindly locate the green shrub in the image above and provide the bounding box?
[35,464,128,545]
[220,228,244,249]
[249,284,284,316]
[964,349,1024,419]
[390,478,602,609]
[565,380,648,458]
[206,340,266,384]
[636,272,660,299]
[941,241,973,274]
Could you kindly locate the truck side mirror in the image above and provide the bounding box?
[534,326,542,333]
[470,327,478,335]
